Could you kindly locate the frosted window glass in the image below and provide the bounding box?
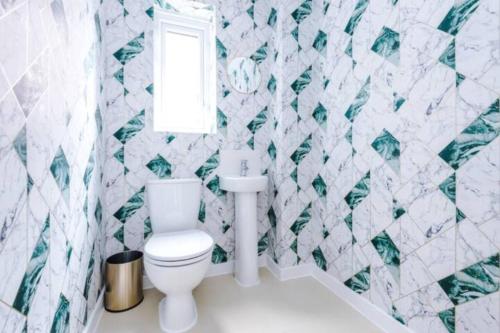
[163,31,203,130]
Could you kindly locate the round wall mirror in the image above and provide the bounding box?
[227,57,261,94]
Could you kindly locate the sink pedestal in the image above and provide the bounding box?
[234,192,259,287]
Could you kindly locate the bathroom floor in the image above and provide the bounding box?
[98,268,382,333]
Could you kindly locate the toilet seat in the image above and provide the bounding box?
[145,229,214,265]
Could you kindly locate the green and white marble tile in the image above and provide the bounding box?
[146,154,172,179]
[13,216,49,315]
[438,254,499,306]
[344,266,370,294]
[371,27,400,65]
[113,187,145,223]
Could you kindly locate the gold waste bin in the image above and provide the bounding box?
[105,251,144,312]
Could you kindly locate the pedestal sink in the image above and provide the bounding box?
[220,175,267,287]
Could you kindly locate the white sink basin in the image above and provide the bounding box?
[220,175,267,193]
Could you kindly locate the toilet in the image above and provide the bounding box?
[144,178,214,333]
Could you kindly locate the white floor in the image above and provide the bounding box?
[98,268,382,333]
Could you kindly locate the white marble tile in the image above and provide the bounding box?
[456,292,499,333]
[456,0,500,94]
[416,226,455,281]
[457,136,500,226]
[0,2,28,84]
[456,218,498,272]
[400,253,435,296]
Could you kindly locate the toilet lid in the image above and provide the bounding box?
[145,230,214,261]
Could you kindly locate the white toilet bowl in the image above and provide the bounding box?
[144,179,214,333]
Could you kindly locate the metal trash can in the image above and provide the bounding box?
[105,251,144,312]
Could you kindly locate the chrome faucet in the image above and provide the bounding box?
[240,159,249,176]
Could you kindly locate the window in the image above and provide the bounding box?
[154,7,216,133]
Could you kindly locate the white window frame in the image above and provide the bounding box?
[154,8,216,134]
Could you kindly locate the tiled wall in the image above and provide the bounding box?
[102,0,278,263]
[2,0,492,332]
[101,0,498,332]
[0,0,105,331]
[269,1,499,332]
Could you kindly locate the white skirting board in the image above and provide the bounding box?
[85,254,412,333]
[311,267,413,333]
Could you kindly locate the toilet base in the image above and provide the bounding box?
[159,295,198,333]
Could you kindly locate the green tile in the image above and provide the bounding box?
[344,0,369,35]
[391,305,406,325]
[438,0,480,36]
[290,203,312,236]
[371,230,400,281]
[344,171,370,210]
[258,232,270,255]
[50,294,70,333]
[438,254,499,306]
[13,216,50,315]
[113,67,124,84]
[250,42,268,64]
[438,308,455,333]
[165,134,175,144]
[195,150,219,180]
[113,187,145,223]
[456,72,465,86]
[268,207,276,228]
[268,141,276,160]
[344,213,353,232]
[267,75,277,94]
[312,246,327,271]
[114,225,124,244]
[439,173,456,203]
[313,30,327,54]
[50,146,70,202]
[217,108,227,130]
[456,208,466,223]
[290,238,298,254]
[439,100,499,170]
[291,66,312,95]
[313,103,327,127]
[246,5,254,19]
[312,174,327,198]
[371,129,400,173]
[392,199,406,220]
[267,8,277,27]
[345,266,370,294]
[198,201,206,223]
[211,244,228,264]
[216,38,227,60]
[371,26,400,65]
[144,217,152,239]
[439,39,456,70]
[290,134,312,165]
[393,93,405,112]
[247,107,268,134]
[113,110,145,144]
[113,146,124,164]
[83,246,95,300]
[344,77,370,122]
[291,0,312,24]
[95,199,102,225]
[146,154,172,179]
[113,32,145,65]
[206,176,225,198]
